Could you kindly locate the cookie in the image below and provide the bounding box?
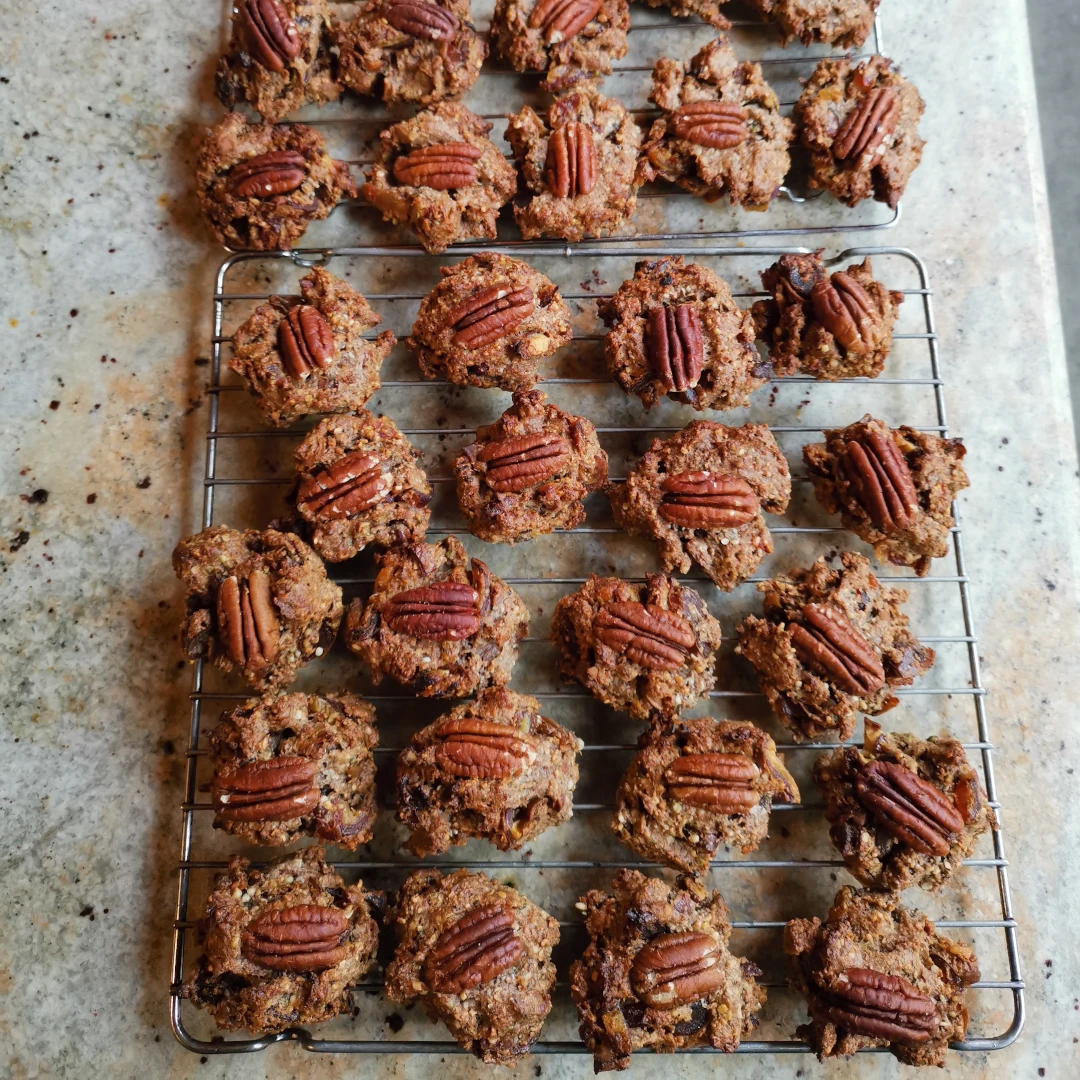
[748,0,878,48]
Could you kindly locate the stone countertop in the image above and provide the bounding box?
[2,0,1079,1076]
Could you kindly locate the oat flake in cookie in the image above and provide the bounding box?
[506,85,643,242]
[361,103,517,254]
[735,552,935,742]
[395,687,582,856]
[784,886,979,1065]
[173,526,343,692]
[181,846,382,1035]
[408,253,573,390]
[196,112,356,250]
[795,55,925,209]
[608,421,790,591]
[804,414,969,576]
[571,869,765,1072]
[599,255,766,411]
[454,390,608,544]
[385,868,560,1063]
[748,0,879,48]
[208,691,378,849]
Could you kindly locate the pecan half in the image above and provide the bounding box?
[213,756,320,823]
[230,150,307,198]
[833,88,899,163]
[278,304,336,379]
[811,271,875,352]
[544,121,597,198]
[664,753,760,814]
[816,967,939,1043]
[645,304,704,393]
[297,451,391,521]
[216,570,280,670]
[670,101,748,150]
[595,601,697,670]
[423,904,523,994]
[383,0,460,40]
[842,430,919,534]
[384,580,481,640]
[659,472,759,529]
[434,717,538,778]
[447,286,536,350]
[242,904,349,972]
[241,0,302,73]
[477,432,571,493]
[392,143,483,190]
[790,603,885,696]
[854,760,964,856]
[527,0,601,43]
[630,930,725,1009]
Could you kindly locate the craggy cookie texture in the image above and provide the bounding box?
[641,38,794,206]
[208,691,378,849]
[752,252,903,379]
[216,0,341,122]
[784,887,979,1065]
[491,0,630,91]
[344,536,529,697]
[196,112,356,250]
[613,718,799,876]
[795,55,925,209]
[748,0,878,47]
[385,869,560,1063]
[361,103,517,254]
[608,421,790,591]
[182,847,381,1034]
[408,253,573,390]
[173,525,343,691]
[599,256,766,411]
[395,687,582,856]
[639,0,729,28]
[334,0,486,105]
[506,86,643,242]
[804,415,969,576]
[230,267,394,428]
[294,411,432,561]
[570,870,765,1072]
[735,552,934,741]
[454,390,608,543]
[551,573,723,722]
[815,719,994,893]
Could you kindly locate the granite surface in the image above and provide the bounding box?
[2,0,1080,1076]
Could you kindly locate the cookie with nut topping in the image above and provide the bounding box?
[385,868,560,1064]
[735,552,935,742]
[608,421,790,591]
[181,846,382,1035]
[571,869,765,1072]
[408,253,573,390]
[748,0,878,48]
[173,525,344,691]
[229,267,394,428]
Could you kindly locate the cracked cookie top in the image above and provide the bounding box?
[748,0,879,48]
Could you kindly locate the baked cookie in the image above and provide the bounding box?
[293,411,432,562]
[748,0,878,47]
[795,55,925,209]
[215,0,341,123]
[735,552,935,742]
[334,0,486,105]
[784,886,979,1065]
[506,86,643,242]
[815,719,995,893]
[208,691,378,849]
[395,687,582,856]
[804,415,969,576]
[550,573,723,722]
[385,868,560,1063]
[638,0,729,28]
[173,526,343,691]
[196,112,356,250]
[361,103,518,254]
[640,37,794,206]
[612,717,799,876]
[229,268,394,428]
[570,869,765,1072]
[752,252,903,379]
[490,0,630,91]
[599,255,766,411]
[408,253,573,390]
[344,536,529,697]
[607,421,790,591]
[454,390,608,544]
[181,847,381,1035]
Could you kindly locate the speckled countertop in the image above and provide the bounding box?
[3,0,1080,1076]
